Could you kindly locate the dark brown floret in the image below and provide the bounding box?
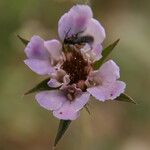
[62,49,92,85]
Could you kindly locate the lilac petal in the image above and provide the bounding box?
[58,5,93,40]
[70,92,90,111]
[53,92,90,120]
[69,5,93,34]
[49,69,68,87]
[63,74,70,85]
[58,12,73,41]
[70,5,93,21]
[80,43,102,62]
[87,81,126,101]
[109,81,126,100]
[99,60,120,82]
[82,18,105,48]
[24,59,53,75]
[47,79,62,88]
[25,36,48,59]
[53,102,80,120]
[35,90,66,111]
[44,39,62,61]
[92,44,103,62]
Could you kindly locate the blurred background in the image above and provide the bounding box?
[0,0,150,149]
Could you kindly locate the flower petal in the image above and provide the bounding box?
[82,18,105,48]
[70,92,90,111]
[35,90,66,111]
[99,60,120,82]
[47,79,62,88]
[53,102,80,120]
[58,5,93,40]
[25,36,48,59]
[92,44,103,61]
[53,92,90,120]
[24,59,53,75]
[87,81,126,101]
[58,12,73,41]
[44,39,62,61]
[63,74,70,85]
[81,43,102,62]
[49,69,69,87]
[69,5,93,34]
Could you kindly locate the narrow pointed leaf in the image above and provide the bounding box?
[17,35,29,46]
[115,93,136,104]
[25,78,58,95]
[84,104,91,115]
[54,120,71,147]
[93,39,120,69]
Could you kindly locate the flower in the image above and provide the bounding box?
[23,5,126,120]
[86,60,126,101]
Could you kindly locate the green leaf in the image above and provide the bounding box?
[54,120,71,147]
[17,35,29,46]
[24,78,57,95]
[93,39,120,69]
[115,93,136,104]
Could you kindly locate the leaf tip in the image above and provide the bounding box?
[117,38,120,42]
[114,38,120,46]
[17,35,29,46]
[24,90,31,95]
[84,105,91,115]
[24,88,35,95]
[54,120,71,147]
[115,93,136,104]
[125,93,137,104]
[131,99,137,105]
[17,34,23,41]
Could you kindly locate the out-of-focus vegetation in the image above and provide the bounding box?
[0,0,150,149]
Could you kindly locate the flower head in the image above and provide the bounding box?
[23,5,126,120]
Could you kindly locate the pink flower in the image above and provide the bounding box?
[24,36,63,75]
[86,60,126,101]
[23,5,125,120]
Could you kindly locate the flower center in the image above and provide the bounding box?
[62,48,92,86]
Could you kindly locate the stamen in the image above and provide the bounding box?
[62,49,92,85]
